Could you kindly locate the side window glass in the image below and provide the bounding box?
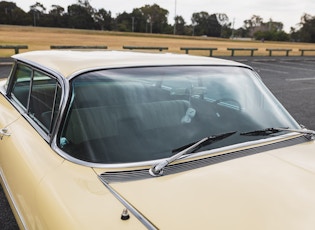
[11,64,32,109]
[29,71,61,133]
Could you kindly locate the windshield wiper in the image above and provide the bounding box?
[149,131,236,177]
[240,127,315,139]
[240,127,287,136]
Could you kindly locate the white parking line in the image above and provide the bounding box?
[258,68,289,74]
[286,77,315,81]
[253,60,315,73]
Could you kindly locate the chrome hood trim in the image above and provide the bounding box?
[98,176,157,230]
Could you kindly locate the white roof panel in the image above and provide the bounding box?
[13,50,247,78]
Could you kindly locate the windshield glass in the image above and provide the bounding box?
[58,66,299,164]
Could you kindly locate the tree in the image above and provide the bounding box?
[243,15,287,39]
[290,27,300,42]
[139,4,169,33]
[45,5,66,27]
[298,13,315,42]
[30,2,46,26]
[129,8,148,32]
[174,15,187,35]
[50,5,65,16]
[243,15,263,29]
[216,13,230,37]
[191,12,221,37]
[115,11,131,32]
[254,30,289,41]
[0,1,31,25]
[216,13,229,26]
[94,8,112,30]
[67,1,95,29]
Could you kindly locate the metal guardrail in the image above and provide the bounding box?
[227,48,258,57]
[299,49,315,56]
[50,45,108,49]
[266,48,292,56]
[123,46,168,52]
[0,45,28,54]
[180,47,217,56]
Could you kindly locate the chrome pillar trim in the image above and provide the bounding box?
[98,175,157,230]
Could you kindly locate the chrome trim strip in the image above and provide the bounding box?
[180,132,304,161]
[98,176,157,230]
[100,135,308,183]
[0,171,28,230]
[53,132,303,169]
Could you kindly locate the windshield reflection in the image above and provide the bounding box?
[58,66,300,163]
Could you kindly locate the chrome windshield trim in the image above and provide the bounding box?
[180,132,304,161]
[52,132,304,169]
[98,175,157,230]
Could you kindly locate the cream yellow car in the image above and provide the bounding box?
[1,50,315,230]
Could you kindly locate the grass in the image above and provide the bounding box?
[1,25,315,57]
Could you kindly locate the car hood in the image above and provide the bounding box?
[102,141,315,229]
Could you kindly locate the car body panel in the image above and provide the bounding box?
[106,141,315,230]
[0,84,20,126]
[35,161,146,230]
[0,112,64,229]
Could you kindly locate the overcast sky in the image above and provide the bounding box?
[13,0,315,32]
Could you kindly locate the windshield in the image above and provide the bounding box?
[58,66,299,164]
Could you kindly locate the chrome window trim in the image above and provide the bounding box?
[5,60,68,144]
[53,132,302,169]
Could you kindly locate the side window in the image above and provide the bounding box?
[11,64,32,109]
[10,64,61,134]
[29,71,61,133]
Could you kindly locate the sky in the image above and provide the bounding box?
[12,0,315,32]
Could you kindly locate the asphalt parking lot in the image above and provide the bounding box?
[0,56,314,229]
[228,56,315,130]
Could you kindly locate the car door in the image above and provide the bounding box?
[0,63,64,229]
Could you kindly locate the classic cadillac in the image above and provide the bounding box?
[0,50,315,229]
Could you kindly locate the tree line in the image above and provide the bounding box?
[1,0,315,43]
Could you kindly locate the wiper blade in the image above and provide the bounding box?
[240,127,287,136]
[149,131,236,177]
[240,127,315,139]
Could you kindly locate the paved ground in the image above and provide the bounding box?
[0,56,314,229]
[226,56,315,130]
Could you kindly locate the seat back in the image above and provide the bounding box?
[65,99,189,144]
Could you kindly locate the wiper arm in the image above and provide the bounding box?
[149,131,236,177]
[240,127,315,140]
[276,127,315,140]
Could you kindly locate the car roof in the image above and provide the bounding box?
[12,50,248,78]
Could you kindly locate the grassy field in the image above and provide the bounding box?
[1,25,315,57]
